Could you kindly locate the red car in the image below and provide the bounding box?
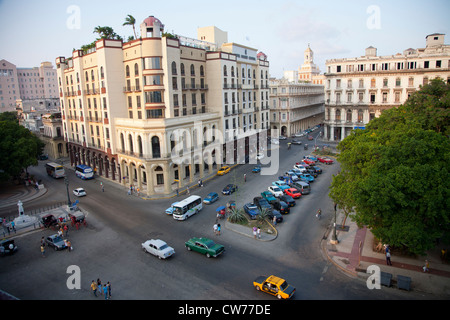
[302,158,316,165]
[284,188,302,199]
[318,157,334,165]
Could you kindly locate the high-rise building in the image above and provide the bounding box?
[56,16,270,196]
[323,33,450,141]
[0,59,20,112]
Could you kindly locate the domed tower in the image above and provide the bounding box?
[140,16,164,38]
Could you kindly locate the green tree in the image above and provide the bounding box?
[0,120,44,181]
[93,26,122,40]
[330,79,450,255]
[123,14,137,40]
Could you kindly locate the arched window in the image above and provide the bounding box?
[190,64,195,76]
[120,133,125,151]
[171,61,177,75]
[223,65,227,76]
[347,109,352,122]
[137,136,143,155]
[200,65,204,76]
[180,63,185,75]
[151,136,161,158]
[134,63,139,76]
[126,65,130,77]
[358,109,364,122]
[128,134,133,153]
[91,70,95,81]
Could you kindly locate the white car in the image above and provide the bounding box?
[142,239,175,259]
[268,186,284,197]
[73,188,86,197]
[293,164,307,172]
[294,132,305,137]
[278,136,287,140]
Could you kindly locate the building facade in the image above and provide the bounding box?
[0,59,20,112]
[56,16,270,196]
[324,33,450,141]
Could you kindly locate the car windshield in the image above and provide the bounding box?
[159,244,168,250]
[53,236,63,242]
[247,205,257,210]
[273,187,281,192]
[279,280,288,290]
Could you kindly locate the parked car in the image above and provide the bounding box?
[217,166,230,175]
[290,181,311,195]
[285,171,299,181]
[278,136,287,140]
[302,158,316,165]
[185,237,224,258]
[261,191,278,204]
[243,203,260,220]
[293,132,305,137]
[46,234,67,251]
[305,155,318,161]
[141,239,175,259]
[291,139,302,145]
[73,188,86,197]
[272,180,290,191]
[279,194,296,207]
[299,173,315,183]
[253,275,296,299]
[311,166,323,174]
[318,157,334,165]
[284,188,302,199]
[203,192,219,204]
[272,200,290,214]
[268,186,284,197]
[165,202,180,215]
[222,184,238,195]
[41,214,58,228]
[253,197,273,213]
[293,164,307,172]
[306,169,319,178]
[268,209,283,223]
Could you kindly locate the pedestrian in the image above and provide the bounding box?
[66,240,72,252]
[198,180,202,188]
[40,245,45,257]
[272,216,277,225]
[58,227,63,238]
[103,285,108,300]
[64,224,69,237]
[217,223,221,235]
[253,226,257,239]
[201,180,203,187]
[386,251,392,266]
[10,221,16,233]
[137,187,140,196]
[176,188,179,197]
[97,278,103,295]
[40,236,45,247]
[91,280,98,297]
[423,260,430,272]
[257,227,261,239]
[244,173,246,182]
[107,281,112,299]
[101,182,104,192]
[213,223,218,235]
[187,186,190,195]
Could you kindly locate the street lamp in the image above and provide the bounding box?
[64,176,72,207]
[330,202,339,244]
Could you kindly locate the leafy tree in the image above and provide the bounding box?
[93,26,122,40]
[330,79,450,255]
[123,14,137,39]
[0,119,44,181]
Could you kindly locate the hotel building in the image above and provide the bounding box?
[56,16,270,196]
[323,33,450,141]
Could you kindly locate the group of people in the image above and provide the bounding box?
[252,226,261,239]
[91,279,112,299]
[213,222,221,235]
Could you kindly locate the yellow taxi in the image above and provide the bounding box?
[253,275,296,299]
[217,166,231,176]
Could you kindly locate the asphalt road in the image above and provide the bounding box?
[0,131,434,302]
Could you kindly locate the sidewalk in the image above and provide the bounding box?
[322,210,450,297]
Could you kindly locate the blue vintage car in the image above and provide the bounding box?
[252,165,261,173]
[203,192,219,204]
[272,180,290,191]
[243,203,260,220]
[299,174,315,183]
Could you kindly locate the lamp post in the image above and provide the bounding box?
[330,202,339,244]
[64,176,72,207]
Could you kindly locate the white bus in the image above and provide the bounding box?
[172,195,203,220]
[75,164,94,180]
[45,162,65,178]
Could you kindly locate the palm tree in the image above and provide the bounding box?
[93,26,122,40]
[123,14,137,40]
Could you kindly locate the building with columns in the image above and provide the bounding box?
[56,16,270,196]
[323,33,450,141]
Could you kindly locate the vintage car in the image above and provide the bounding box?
[185,237,224,258]
[253,275,296,299]
[203,192,219,204]
[222,184,238,195]
[217,166,231,175]
[243,203,260,220]
[0,239,18,256]
[46,234,67,251]
[318,157,334,165]
[141,239,175,259]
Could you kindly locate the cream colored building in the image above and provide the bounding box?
[324,33,450,141]
[56,16,270,196]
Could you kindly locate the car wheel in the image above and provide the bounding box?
[277,294,282,299]
[186,246,191,251]
[206,253,211,258]
[143,247,147,253]
[54,246,58,251]
[255,286,260,291]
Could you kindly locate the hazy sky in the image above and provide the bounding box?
[1,0,449,78]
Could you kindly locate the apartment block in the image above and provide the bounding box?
[324,33,450,141]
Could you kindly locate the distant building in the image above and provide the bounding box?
[323,33,450,141]
[0,59,20,112]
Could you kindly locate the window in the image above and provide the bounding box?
[395,78,401,87]
[171,61,177,75]
[151,136,161,158]
[436,60,442,68]
[145,91,162,103]
[336,66,341,72]
[147,109,163,118]
[424,61,429,69]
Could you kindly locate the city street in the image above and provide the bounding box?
[0,132,434,301]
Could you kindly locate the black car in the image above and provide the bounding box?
[222,184,238,195]
[0,239,17,256]
[46,234,67,251]
[279,194,295,207]
[268,209,283,223]
[291,139,302,145]
[272,200,290,214]
[41,214,58,228]
[312,166,322,174]
[306,169,319,178]
[253,197,272,213]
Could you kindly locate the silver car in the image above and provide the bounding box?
[142,239,175,259]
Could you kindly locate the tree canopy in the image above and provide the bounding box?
[329,78,450,255]
[0,112,44,181]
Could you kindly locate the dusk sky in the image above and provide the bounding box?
[1,0,449,78]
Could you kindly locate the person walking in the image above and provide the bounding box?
[91,280,98,297]
[97,278,103,295]
[66,240,72,252]
[107,281,112,299]
[187,186,190,195]
[103,285,108,300]
[423,260,430,272]
[257,227,261,239]
[40,245,45,258]
[217,223,221,235]
[253,226,257,239]
[101,182,104,192]
[213,223,218,235]
[386,251,392,265]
